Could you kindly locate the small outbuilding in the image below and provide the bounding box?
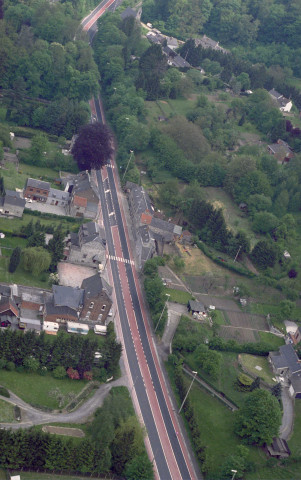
[267,437,291,459]
[187,300,205,315]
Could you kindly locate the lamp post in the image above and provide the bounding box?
[231,470,237,480]
[122,149,134,182]
[154,293,170,333]
[178,371,197,414]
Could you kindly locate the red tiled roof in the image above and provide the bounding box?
[141,213,152,224]
[21,301,41,311]
[73,195,87,207]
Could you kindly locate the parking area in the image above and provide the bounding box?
[58,262,96,287]
[25,201,67,216]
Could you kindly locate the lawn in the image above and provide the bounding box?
[0,256,49,288]
[213,309,226,325]
[289,399,301,456]
[164,287,192,304]
[258,331,285,350]
[0,370,86,410]
[240,354,276,385]
[1,162,60,191]
[0,398,16,422]
[186,350,249,407]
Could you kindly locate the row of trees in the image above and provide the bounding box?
[0,325,121,377]
[143,257,168,335]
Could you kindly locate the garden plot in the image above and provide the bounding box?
[226,311,269,331]
[219,325,259,343]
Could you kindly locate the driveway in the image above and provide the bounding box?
[279,386,294,440]
[58,262,97,287]
[160,302,187,359]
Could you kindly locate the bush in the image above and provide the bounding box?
[0,358,7,369]
[14,405,21,421]
[6,361,15,371]
[52,366,67,379]
[0,386,10,398]
[67,367,80,380]
[235,373,253,392]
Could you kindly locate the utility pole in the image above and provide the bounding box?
[122,149,134,182]
[178,371,197,414]
[154,294,170,333]
[234,245,242,262]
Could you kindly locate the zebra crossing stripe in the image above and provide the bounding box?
[107,254,134,265]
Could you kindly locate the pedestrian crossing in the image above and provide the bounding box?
[105,164,115,169]
[107,254,134,265]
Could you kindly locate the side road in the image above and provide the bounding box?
[0,376,127,429]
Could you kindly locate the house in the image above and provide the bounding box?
[46,188,70,207]
[269,89,292,112]
[0,190,25,217]
[120,6,142,21]
[187,300,206,315]
[269,344,301,398]
[64,172,100,219]
[44,285,84,323]
[24,178,50,202]
[267,437,291,459]
[66,222,106,267]
[0,296,19,328]
[194,35,229,54]
[167,37,178,50]
[125,181,182,267]
[267,139,294,163]
[162,46,191,69]
[81,274,112,323]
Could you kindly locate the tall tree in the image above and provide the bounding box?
[0,175,5,197]
[136,44,167,100]
[22,247,51,275]
[8,247,21,273]
[47,225,65,272]
[235,389,281,445]
[72,122,114,170]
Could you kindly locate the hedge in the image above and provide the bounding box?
[196,240,255,278]
[24,208,85,224]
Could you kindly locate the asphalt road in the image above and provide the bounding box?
[93,92,197,477]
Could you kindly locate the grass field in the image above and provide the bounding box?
[164,287,192,304]
[9,473,104,480]
[0,398,16,422]
[0,370,85,410]
[289,400,301,456]
[0,212,82,235]
[1,162,60,191]
[258,331,285,349]
[240,354,275,385]
[0,256,49,288]
[202,187,260,248]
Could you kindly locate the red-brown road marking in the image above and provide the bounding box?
[82,0,116,31]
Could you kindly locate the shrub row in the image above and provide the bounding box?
[196,240,255,278]
[23,208,84,224]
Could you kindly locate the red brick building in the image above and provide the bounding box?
[24,178,50,202]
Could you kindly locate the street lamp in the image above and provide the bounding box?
[122,150,134,182]
[231,470,237,480]
[154,293,170,333]
[178,371,197,414]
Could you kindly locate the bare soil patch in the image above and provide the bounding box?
[226,311,268,331]
[42,426,85,437]
[58,263,96,287]
[219,325,258,343]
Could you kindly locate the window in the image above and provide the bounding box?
[37,189,40,193]
[89,302,94,309]
[98,314,103,321]
[83,254,87,259]
[29,188,33,192]
[101,304,106,311]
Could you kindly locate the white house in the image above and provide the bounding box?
[269,89,293,113]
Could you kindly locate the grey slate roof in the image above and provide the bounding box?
[150,217,175,233]
[72,172,99,200]
[127,183,153,215]
[270,344,301,374]
[268,143,292,155]
[26,178,50,191]
[81,274,113,298]
[0,284,11,297]
[53,285,84,310]
[4,192,26,208]
[70,232,80,247]
[188,300,205,312]
[291,372,301,394]
[45,302,78,318]
[269,89,283,99]
[49,188,70,201]
[80,222,106,246]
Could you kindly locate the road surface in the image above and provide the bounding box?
[87,10,199,479]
